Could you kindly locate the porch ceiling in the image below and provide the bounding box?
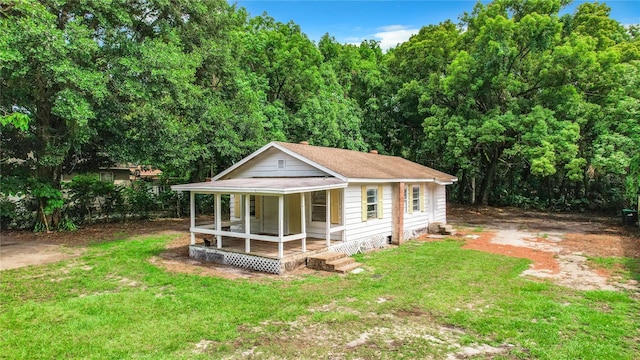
[171,177,346,194]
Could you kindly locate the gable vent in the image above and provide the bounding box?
[277,159,286,169]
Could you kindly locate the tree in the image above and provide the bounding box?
[384,0,638,209]
[318,35,387,152]
[1,1,108,227]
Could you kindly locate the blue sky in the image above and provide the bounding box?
[232,1,640,50]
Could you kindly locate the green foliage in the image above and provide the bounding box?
[1,0,638,217]
[384,0,640,209]
[0,112,30,131]
[30,181,64,215]
[0,195,37,230]
[157,186,189,218]
[64,174,119,223]
[0,197,17,230]
[57,217,78,232]
[124,182,157,219]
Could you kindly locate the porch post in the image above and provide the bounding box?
[341,188,346,242]
[301,193,306,253]
[190,191,196,245]
[244,194,251,253]
[325,190,331,247]
[215,193,222,248]
[278,195,284,258]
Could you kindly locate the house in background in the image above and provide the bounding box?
[62,165,162,187]
[171,141,457,274]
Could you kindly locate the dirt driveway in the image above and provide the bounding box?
[0,218,190,271]
[2,208,639,292]
[447,205,640,291]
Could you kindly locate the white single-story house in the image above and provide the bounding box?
[171,141,457,273]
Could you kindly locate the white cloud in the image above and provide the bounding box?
[373,25,419,51]
[378,25,409,32]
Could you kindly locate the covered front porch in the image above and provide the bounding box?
[172,177,347,260]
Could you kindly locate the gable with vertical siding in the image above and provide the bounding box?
[222,147,329,179]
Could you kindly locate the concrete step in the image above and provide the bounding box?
[307,252,347,271]
[326,256,356,271]
[334,261,362,273]
[438,224,457,236]
[307,252,362,273]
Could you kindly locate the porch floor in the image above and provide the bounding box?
[194,236,340,260]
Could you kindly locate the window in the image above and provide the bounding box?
[412,185,420,212]
[366,188,377,219]
[361,185,382,221]
[100,172,114,183]
[311,191,326,222]
[249,196,256,217]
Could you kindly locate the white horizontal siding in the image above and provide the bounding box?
[404,211,429,235]
[230,147,327,178]
[401,183,431,239]
[433,184,447,223]
[305,227,343,240]
[344,183,393,242]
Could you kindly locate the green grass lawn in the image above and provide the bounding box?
[1,235,638,359]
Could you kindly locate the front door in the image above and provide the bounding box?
[262,196,279,234]
[428,184,436,222]
[287,193,301,234]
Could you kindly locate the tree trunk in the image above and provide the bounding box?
[35,164,63,230]
[479,152,499,206]
[457,169,466,203]
[33,75,63,229]
[471,176,477,205]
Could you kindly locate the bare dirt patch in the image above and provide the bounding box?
[1,218,190,271]
[0,241,84,270]
[448,205,640,291]
[562,233,640,258]
[3,218,191,246]
[448,205,628,235]
[204,300,522,359]
[148,235,267,280]
[459,231,561,274]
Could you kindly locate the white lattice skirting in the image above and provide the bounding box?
[328,235,388,256]
[189,246,283,274]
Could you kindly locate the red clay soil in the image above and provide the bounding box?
[561,233,640,258]
[460,231,561,274]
